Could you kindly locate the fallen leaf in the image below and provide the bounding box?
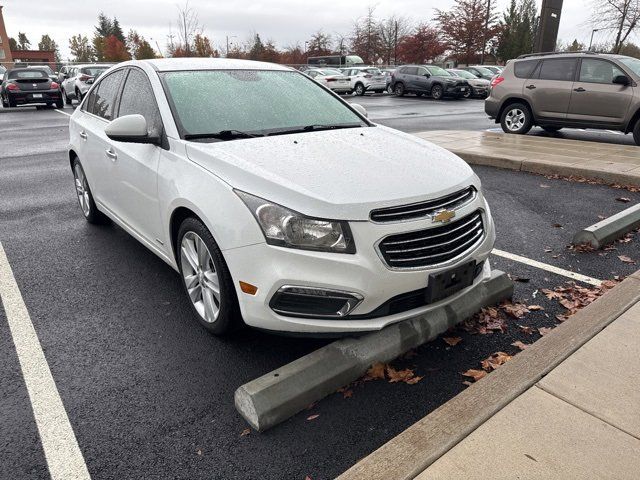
[386,365,423,384]
[544,247,553,253]
[481,351,512,371]
[462,369,487,382]
[541,288,564,300]
[618,255,636,264]
[365,362,386,380]
[342,389,353,399]
[462,380,473,386]
[240,428,251,437]
[501,302,530,319]
[519,325,534,335]
[538,327,553,336]
[196,449,202,456]
[552,223,563,228]
[307,414,320,421]
[616,197,631,203]
[528,305,544,311]
[443,336,462,346]
[512,340,530,351]
[555,314,568,322]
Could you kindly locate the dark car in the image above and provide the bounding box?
[461,66,496,80]
[391,65,470,99]
[1,67,63,109]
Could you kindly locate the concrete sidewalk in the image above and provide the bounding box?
[338,271,640,480]
[414,130,640,186]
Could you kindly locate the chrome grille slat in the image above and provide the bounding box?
[378,210,485,269]
[371,187,476,223]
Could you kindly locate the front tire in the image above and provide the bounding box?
[633,119,640,146]
[72,158,109,224]
[500,103,533,135]
[177,218,241,335]
[354,83,366,96]
[394,82,405,96]
[431,84,443,100]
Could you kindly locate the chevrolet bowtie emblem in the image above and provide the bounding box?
[432,209,456,223]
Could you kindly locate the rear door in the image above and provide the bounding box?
[567,58,634,125]
[524,58,578,120]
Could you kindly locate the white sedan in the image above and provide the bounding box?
[68,58,495,335]
[304,68,352,93]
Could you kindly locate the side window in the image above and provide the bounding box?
[539,59,577,82]
[417,67,428,76]
[514,60,539,79]
[118,68,163,136]
[91,69,125,120]
[579,59,625,84]
[405,67,418,75]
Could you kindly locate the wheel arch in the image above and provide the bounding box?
[625,106,640,134]
[69,149,78,170]
[169,206,204,263]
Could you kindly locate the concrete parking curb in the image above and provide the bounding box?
[235,270,513,432]
[337,271,640,480]
[573,203,640,248]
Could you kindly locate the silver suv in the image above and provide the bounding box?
[485,52,640,145]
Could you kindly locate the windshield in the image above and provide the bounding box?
[473,66,494,76]
[162,70,366,138]
[81,67,108,76]
[619,57,640,76]
[427,66,451,76]
[9,70,48,79]
[451,70,477,79]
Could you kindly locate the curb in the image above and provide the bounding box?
[235,270,514,432]
[573,203,640,248]
[337,271,640,480]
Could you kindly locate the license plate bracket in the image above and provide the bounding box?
[425,260,476,304]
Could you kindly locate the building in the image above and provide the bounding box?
[0,5,56,69]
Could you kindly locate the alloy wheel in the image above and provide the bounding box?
[73,164,91,217]
[505,108,526,132]
[180,231,221,324]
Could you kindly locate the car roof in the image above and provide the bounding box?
[136,58,292,72]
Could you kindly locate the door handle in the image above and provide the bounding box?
[105,148,118,161]
[79,131,87,140]
[573,87,586,92]
[525,84,536,90]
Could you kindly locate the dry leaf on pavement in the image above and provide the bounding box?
[512,340,530,351]
[443,336,462,346]
[240,428,251,437]
[528,305,544,311]
[386,365,423,385]
[364,362,386,381]
[481,351,512,371]
[501,302,530,319]
[306,414,320,421]
[538,327,553,336]
[519,325,534,335]
[616,197,631,203]
[462,369,487,382]
[618,255,636,264]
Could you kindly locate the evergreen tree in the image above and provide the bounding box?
[496,0,537,61]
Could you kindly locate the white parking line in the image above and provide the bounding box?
[492,248,602,286]
[54,109,72,117]
[0,242,91,480]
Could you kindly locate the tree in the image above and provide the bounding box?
[17,32,31,50]
[306,30,333,56]
[194,34,217,57]
[69,35,94,63]
[397,23,446,64]
[111,18,126,43]
[619,41,640,57]
[93,12,112,61]
[379,16,412,65]
[38,34,61,64]
[350,7,384,63]
[173,1,201,56]
[9,37,17,51]
[565,39,586,52]
[591,0,640,54]
[103,35,131,61]
[496,0,537,61]
[261,40,281,63]
[436,0,499,65]
[248,33,265,60]
[280,44,305,65]
[127,30,157,59]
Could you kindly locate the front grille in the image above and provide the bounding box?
[370,187,476,223]
[378,210,484,269]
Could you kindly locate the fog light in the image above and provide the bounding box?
[270,286,363,318]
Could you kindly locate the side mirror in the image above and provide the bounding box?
[351,103,368,118]
[105,114,159,145]
[86,78,94,84]
[613,75,630,86]
[424,73,431,78]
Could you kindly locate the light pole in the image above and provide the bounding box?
[226,35,237,57]
[589,28,599,51]
[480,0,491,65]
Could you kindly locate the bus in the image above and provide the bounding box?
[307,55,365,67]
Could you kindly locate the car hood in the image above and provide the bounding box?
[185,125,478,220]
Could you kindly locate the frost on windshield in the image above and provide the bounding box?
[162,70,364,136]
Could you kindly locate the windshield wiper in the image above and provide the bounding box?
[267,123,363,136]
[184,130,263,141]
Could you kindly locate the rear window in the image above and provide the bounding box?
[363,68,382,74]
[514,60,539,78]
[9,70,48,79]
[539,58,577,81]
[81,67,108,77]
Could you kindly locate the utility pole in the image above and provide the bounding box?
[589,28,599,51]
[534,0,563,52]
[480,0,491,65]
[394,20,398,66]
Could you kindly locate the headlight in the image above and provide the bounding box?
[235,191,356,253]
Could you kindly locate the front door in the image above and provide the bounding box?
[567,58,634,125]
[524,58,578,120]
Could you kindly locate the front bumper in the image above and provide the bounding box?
[8,90,61,105]
[223,200,496,334]
[472,87,489,98]
[444,85,469,97]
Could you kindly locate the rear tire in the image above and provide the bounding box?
[500,102,533,135]
[55,100,64,109]
[177,217,242,335]
[354,83,366,96]
[1,95,8,108]
[75,89,83,103]
[431,84,443,100]
[394,82,405,96]
[7,95,16,108]
[633,119,640,146]
[72,158,110,225]
[63,88,72,105]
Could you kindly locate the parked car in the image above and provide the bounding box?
[381,68,396,93]
[60,64,110,104]
[461,66,495,80]
[447,69,490,98]
[0,67,62,108]
[0,65,6,78]
[481,65,503,75]
[485,52,640,145]
[341,67,387,95]
[391,65,470,99]
[304,68,352,94]
[68,58,495,335]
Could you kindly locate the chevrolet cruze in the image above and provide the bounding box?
[68,58,496,335]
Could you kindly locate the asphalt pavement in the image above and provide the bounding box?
[1,103,639,480]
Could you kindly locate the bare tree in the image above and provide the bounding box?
[379,16,412,65]
[174,1,201,56]
[591,0,640,53]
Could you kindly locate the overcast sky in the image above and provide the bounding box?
[1,0,631,60]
